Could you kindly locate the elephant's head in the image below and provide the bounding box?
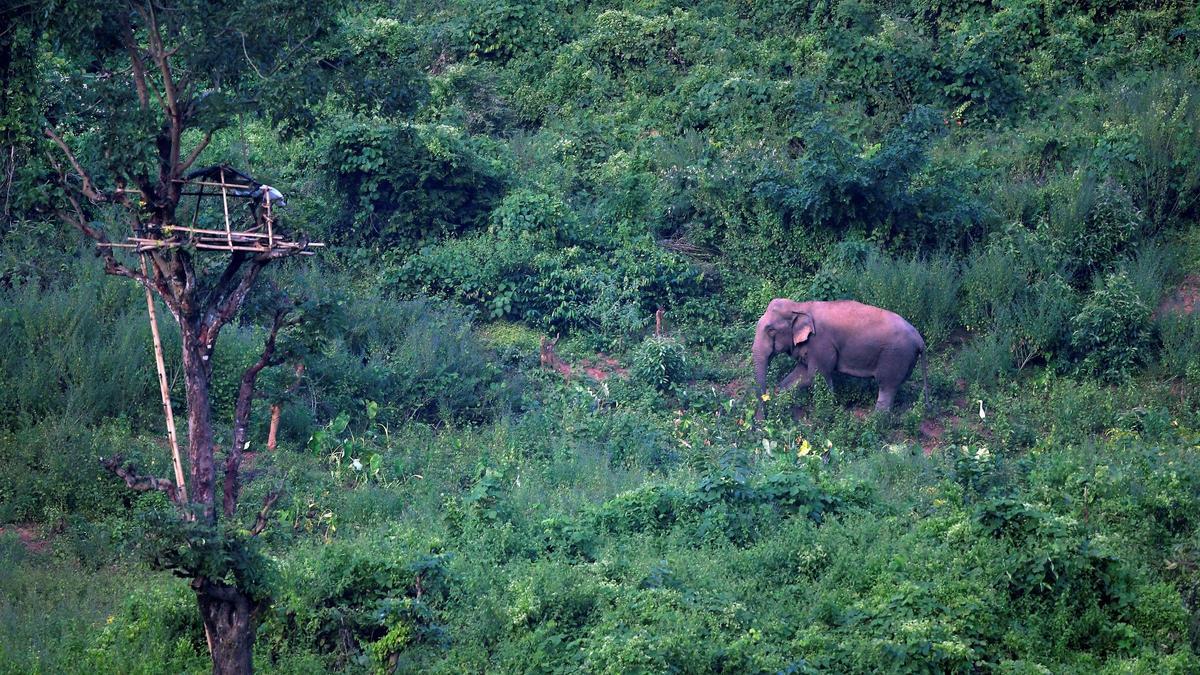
[752,299,815,397]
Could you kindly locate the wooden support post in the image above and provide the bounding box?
[265,405,282,451]
[141,254,188,503]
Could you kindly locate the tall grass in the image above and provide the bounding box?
[0,264,171,431]
[847,252,961,349]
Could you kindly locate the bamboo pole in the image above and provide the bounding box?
[189,185,203,242]
[263,188,274,249]
[140,255,188,504]
[219,167,233,250]
[173,179,256,189]
[164,224,273,239]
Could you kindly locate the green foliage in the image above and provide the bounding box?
[1071,271,1154,381]
[466,1,567,63]
[305,295,507,426]
[86,582,209,672]
[1099,73,1200,234]
[0,420,158,524]
[324,120,505,248]
[0,267,165,430]
[399,232,703,343]
[1157,312,1200,384]
[1047,174,1145,279]
[631,335,688,392]
[489,187,577,241]
[265,540,449,669]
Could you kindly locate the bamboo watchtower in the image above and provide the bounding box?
[105,164,324,256]
[99,165,323,499]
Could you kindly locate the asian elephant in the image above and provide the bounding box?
[752,298,927,419]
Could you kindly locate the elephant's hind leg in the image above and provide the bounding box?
[874,387,897,411]
[873,345,918,411]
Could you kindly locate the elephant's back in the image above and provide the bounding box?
[817,300,923,347]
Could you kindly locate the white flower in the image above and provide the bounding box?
[350,457,363,471]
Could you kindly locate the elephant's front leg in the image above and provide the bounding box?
[778,362,814,391]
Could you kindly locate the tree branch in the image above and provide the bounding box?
[146,2,183,187]
[178,128,214,174]
[224,308,289,517]
[102,455,179,503]
[202,257,266,343]
[120,13,150,109]
[248,489,281,536]
[43,128,107,202]
[50,175,181,313]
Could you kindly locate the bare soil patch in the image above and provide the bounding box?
[0,524,51,554]
[1157,274,1200,318]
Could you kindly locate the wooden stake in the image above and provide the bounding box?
[189,184,203,241]
[266,362,303,451]
[141,254,188,503]
[266,405,282,451]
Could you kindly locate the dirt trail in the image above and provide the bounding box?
[0,524,51,554]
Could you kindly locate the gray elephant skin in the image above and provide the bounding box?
[752,298,927,419]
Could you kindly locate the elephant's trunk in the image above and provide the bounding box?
[752,335,773,413]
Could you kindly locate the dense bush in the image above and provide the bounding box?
[1047,174,1145,280]
[848,251,961,349]
[1071,270,1154,381]
[631,335,688,392]
[304,295,508,426]
[398,232,704,344]
[324,120,505,248]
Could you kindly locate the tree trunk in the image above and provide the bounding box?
[196,580,259,675]
[181,329,217,523]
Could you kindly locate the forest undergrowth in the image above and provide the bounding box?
[3,0,1200,672]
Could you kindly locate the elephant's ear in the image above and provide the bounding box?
[791,312,814,346]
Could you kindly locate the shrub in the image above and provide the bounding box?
[585,10,685,76]
[1070,270,1153,381]
[0,420,159,523]
[489,188,577,242]
[86,582,208,672]
[1048,174,1144,279]
[960,243,1028,334]
[954,330,1015,389]
[324,120,505,248]
[399,231,703,345]
[1157,312,1200,383]
[266,540,450,667]
[0,266,164,430]
[465,1,565,63]
[631,335,689,392]
[1101,74,1200,234]
[1009,275,1079,370]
